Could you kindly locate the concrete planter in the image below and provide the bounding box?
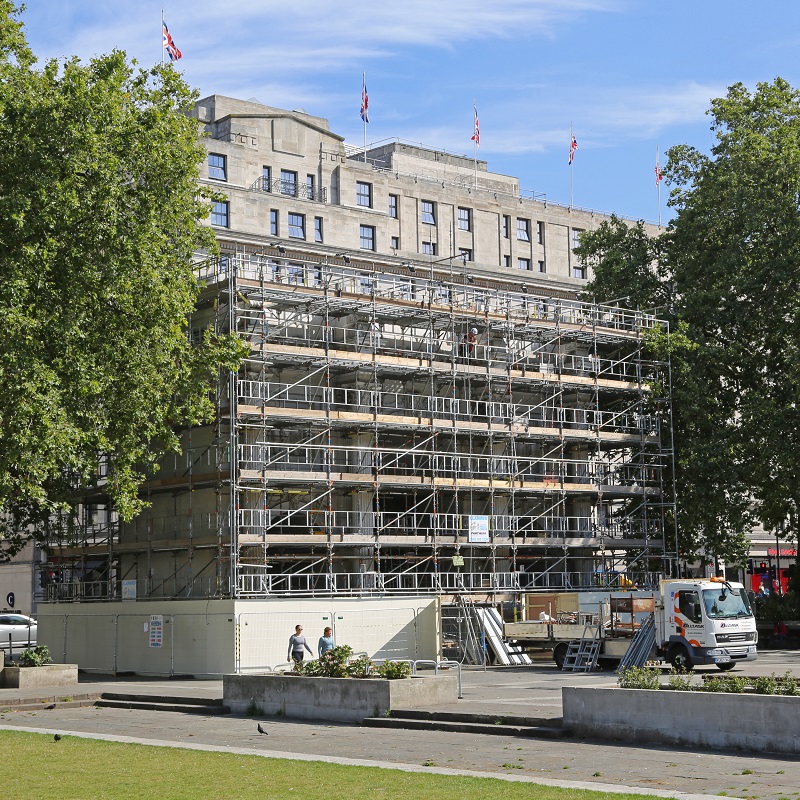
[563,686,800,754]
[2,664,79,689]
[224,673,458,722]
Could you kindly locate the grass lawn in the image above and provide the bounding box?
[0,729,660,800]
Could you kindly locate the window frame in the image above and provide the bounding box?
[458,247,473,262]
[388,194,398,219]
[390,235,400,251]
[359,224,376,251]
[288,212,305,239]
[356,181,373,208]
[517,218,530,242]
[270,209,279,236]
[502,215,510,239]
[422,241,437,256]
[306,174,316,200]
[517,257,531,271]
[421,200,436,225]
[457,207,471,231]
[314,216,323,243]
[211,200,229,227]
[208,153,227,181]
[537,220,545,245]
[280,169,298,197]
[262,165,272,192]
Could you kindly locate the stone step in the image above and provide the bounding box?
[385,708,563,728]
[362,713,571,738]
[0,694,100,712]
[95,693,230,715]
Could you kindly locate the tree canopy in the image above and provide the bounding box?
[0,3,244,559]
[578,77,800,566]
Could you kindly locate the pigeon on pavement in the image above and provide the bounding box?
[257,723,269,735]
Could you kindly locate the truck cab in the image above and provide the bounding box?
[657,578,758,670]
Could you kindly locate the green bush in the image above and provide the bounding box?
[753,674,778,695]
[617,666,659,689]
[699,674,747,693]
[667,669,694,691]
[346,655,374,678]
[778,671,799,696]
[377,660,412,680]
[18,646,52,667]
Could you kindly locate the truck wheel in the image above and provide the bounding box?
[553,642,569,670]
[716,662,736,671]
[668,644,693,671]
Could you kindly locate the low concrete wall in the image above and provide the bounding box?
[224,673,457,722]
[563,687,800,754]
[2,664,79,689]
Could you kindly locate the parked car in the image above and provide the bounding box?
[0,613,37,653]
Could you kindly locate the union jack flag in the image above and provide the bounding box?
[568,133,578,165]
[162,20,182,62]
[655,160,663,185]
[471,104,480,147]
[360,74,369,123]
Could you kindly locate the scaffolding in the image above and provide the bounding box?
[38,244,676,602]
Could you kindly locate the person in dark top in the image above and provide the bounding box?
[287,624,313,663]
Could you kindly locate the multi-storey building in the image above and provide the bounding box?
[35,95,674,612]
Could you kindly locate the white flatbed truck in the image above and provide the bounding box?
[504,578,758,670]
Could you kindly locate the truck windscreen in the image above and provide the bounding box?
[702,588,752,619]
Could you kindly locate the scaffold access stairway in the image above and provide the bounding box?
[561,625,602,672]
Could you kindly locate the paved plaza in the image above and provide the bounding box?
[2,651,799,799]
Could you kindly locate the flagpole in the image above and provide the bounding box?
[161,9,164,65]
[362,72,367,163]
[569,122,574,210]
[473,100,477,190]
[656,146,662,228]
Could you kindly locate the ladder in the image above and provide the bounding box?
[561,624,602,672]
[616,613,657,671]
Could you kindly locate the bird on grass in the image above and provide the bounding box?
[257,723,269,735]
[53,734,62,742]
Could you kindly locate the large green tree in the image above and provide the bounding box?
[577,77,800,566]
[0,3,244,559]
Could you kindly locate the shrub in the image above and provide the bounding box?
[18,646,52,667]
[617,666,659,689]
[377,660,412,680]
[346,655,374,678]
[753,674,778,695]
[699,674,747,693]
[667,669,694,692]
[778,671,799,696]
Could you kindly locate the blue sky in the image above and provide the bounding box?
[19,1,800,224]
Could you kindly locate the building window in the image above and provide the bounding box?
[314,216,323,243]
[356,181,372,208]
[573,264,587,279]
[538,259,546,273]
[503,255,511,268]
[422,241,437,256]
[517,218,530,241]
[502,215,510,239]
[270,209,279,236]
[306,174,315,200]
[360,224,375,250]
[388,194,398,218]
[390,235,400,250]
[208,153,226,181]
[537,221,545,245]
[572,228,583,249]
[517,257,531,271]
[280,169,298,196]
[421,200,436,225]
[261,166,272,192]
[459,248,472,262]
[457,207,471,231]
[288,212,305,239]
[211,201,228,227]
[287,264,305,285]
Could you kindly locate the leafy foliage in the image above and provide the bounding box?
[616,666,660,689]
[293,645,378,678]
[376,660,413,680]
[581,78,800,566]
[0,4,245,558]
[18,645,52,667]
